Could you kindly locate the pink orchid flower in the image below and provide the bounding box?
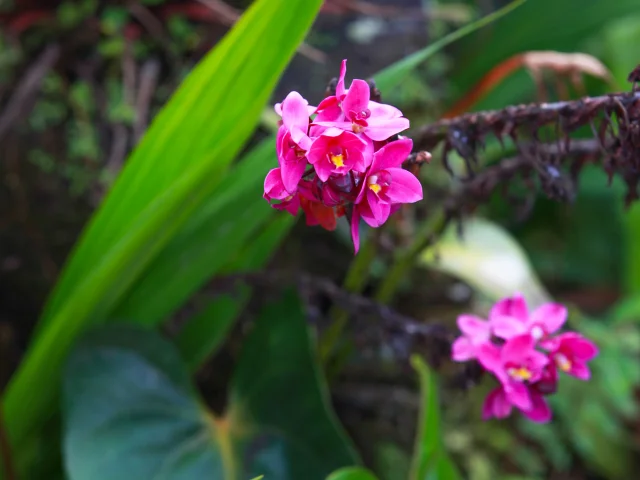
[354,138,422,225]
[307,128,370,181]
[478,334,549,412]
[313,60,410,141]
[276,91,314,192]
[482,385,552,423]
[349,138,422,252]
[542,332,599,380]
[451,315,491,361]
[490,293,568,341]
[263,168,299,216]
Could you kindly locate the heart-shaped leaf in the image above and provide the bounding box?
[63,291,357,480]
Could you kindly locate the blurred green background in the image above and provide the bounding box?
[1,0,640,479]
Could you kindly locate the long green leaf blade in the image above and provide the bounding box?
[373,0,526,92]
[3,0,323,457]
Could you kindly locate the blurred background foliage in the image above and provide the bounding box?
[1,0,640,479]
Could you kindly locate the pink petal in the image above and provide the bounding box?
[521,391,552,423]
[274,194,300,216]
[276,125,287,161]
[482,387,512,420]
[368,100,402,119]
[280,153,307,193]
[528,350,550,382]
[529,303,567,334]
[451,337,476,361]
[312,120,353,130]
[477,343,502,374]
[370,138,413,172]
[491,315,527,339]
[281,91,310,133]
[351,207,361,254]
[342,79,370,117]
[263,168,287,200]
[385,168,423,204]
[560,333,599,361]
[289,126,311,150]
[365,117,410,141]
[568,361,591,380]
[314,96,343,123]
[501,334,535,365]
[366,190,391,225]
[505,381,531,411]
[336,59,347,99]
[457,315,490,339]
[489,294,529,322]
[357,200,381,228]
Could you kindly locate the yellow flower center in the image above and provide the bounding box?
[369,184,381,194]
[352,123,364,134]
[508,367,532,381]
[555,353,572,372]
[330,154,345,168]
[284,195,293,202]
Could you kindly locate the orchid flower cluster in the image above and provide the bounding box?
[452,294,599,423]
[263,60,423,253]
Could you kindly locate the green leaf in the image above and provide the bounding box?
[449,0,640,111]
[176,214,295,369]
[373,0,526,93]
[226,290,359,477]
[63,291,357,480]
[409,356,461,480]
[3,0,323,458]
[409,355,440,480]
[419,217,549,308]
[62,325,225,480]
[112,137,280,326]
[327,467,379,480]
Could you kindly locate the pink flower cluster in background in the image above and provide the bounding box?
[452,294,598,423]
[263,59,423,253]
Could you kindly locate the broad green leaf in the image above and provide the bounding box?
[373,0,526,93]
[62,325,225,480]
[327,467,379,480]
[226,290,359,477]
[3,0,323,458]
[420,217,549,308]
[409,355,461,480]
[63,291,357,480]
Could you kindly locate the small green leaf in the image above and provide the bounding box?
[327,466,379,480]
[410,355,461,480]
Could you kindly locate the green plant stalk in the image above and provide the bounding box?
[318,233,377,363]
[375,210,447,303]
[623,203,640,293]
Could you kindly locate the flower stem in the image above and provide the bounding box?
[318,233,377,363]
[374,209,447,303]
